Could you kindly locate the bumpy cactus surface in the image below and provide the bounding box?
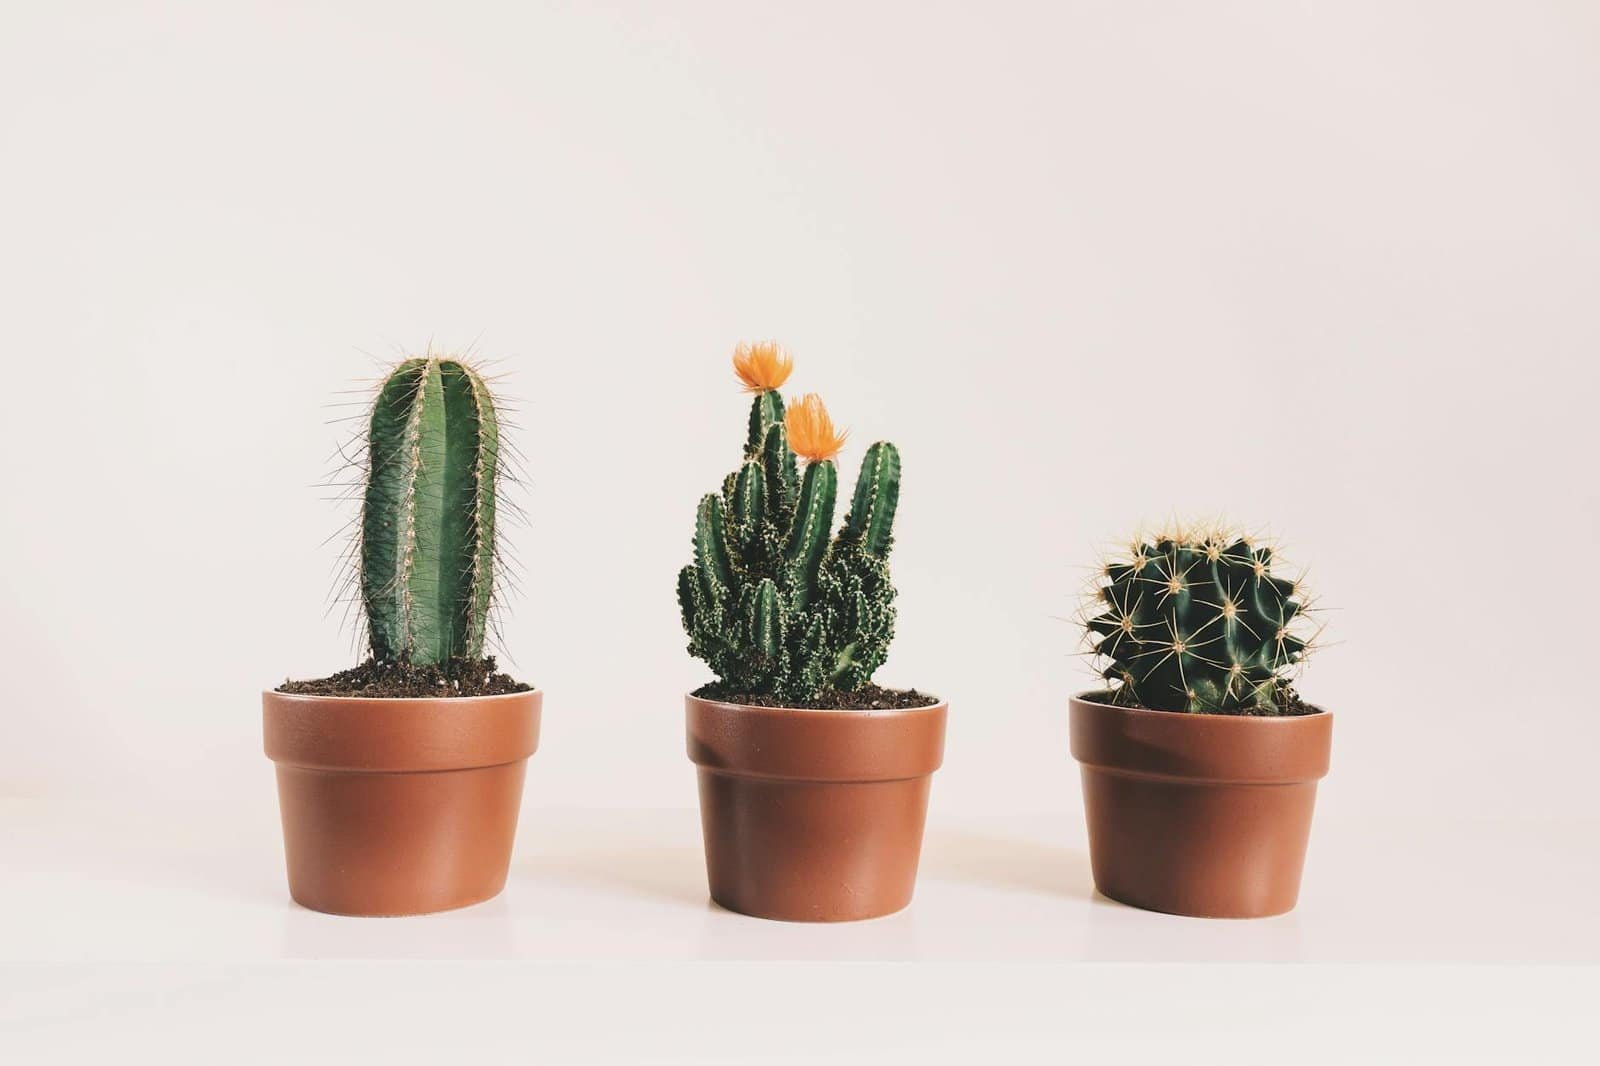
[1086,529,1314,715]
[361,356,500,665]
[678,343,902,701]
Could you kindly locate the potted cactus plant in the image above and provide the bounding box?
[1071,527,1332,918]
[678,342,946,922]
[263,355,540,916]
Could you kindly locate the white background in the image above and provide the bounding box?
[2,1,1597,1058]
[5,0,1598,821]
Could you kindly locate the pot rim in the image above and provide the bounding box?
[262,686,542,705]
[686,691,947,782]
[264,687,542,772]
[1070,689,1329,722]
[684,691,946,718]
[1069,690,1331,783]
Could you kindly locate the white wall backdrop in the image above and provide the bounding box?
[2,1,1596,824]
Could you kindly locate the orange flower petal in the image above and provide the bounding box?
[731,341,794,393]
[784,393,847,463]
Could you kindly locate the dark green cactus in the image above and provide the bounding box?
[678,355,903,701]
[1086,530,1313,715]
[360,356,501,665]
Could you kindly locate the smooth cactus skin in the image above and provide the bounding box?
[361,357,500,665]
[678,388,903,701]
[1087,532,1310,715]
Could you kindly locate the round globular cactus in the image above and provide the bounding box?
[1085,528,1316,715]
[677,343,903,702]
[360,355,501,665]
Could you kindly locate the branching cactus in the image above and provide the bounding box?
[678,343,903,701]
[1085,528,1318,715]
[360,356,501,664]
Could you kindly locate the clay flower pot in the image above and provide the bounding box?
[1069,693,1331,918]
[263,689,541,916]
[686,694,947,922]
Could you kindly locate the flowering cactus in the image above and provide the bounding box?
[678,343,902,700]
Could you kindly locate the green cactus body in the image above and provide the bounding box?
[1087,533,1309,714]
[361,357,499,665]
[785,459,837,609]
[760,424,799,516]
[842,441,900,557]
[747,390,784,454]
[678,379,904,702]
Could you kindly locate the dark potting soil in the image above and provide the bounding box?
[1093,684,1319,717]
[694,682,940,711]
[277,656,532,698]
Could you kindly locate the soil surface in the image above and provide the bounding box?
[278,656,532,699]
[694,683,940,711]
[1090,684,1318,717]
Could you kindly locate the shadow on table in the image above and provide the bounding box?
[280,893,521,958]
[920,827,1098,901]
[513,843,708,907]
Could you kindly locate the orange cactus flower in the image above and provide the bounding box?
[731,341,794,393]
[784,393,848,463]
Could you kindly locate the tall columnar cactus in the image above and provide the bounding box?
[678,343,903,701]
[361,356,500,665]
[1085,529,1315,715]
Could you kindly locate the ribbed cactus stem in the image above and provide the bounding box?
[731,460,766,557]
[361,357,499,665]
[760,423,799,517]
[842,441,901,558]
[747,391,785,455]
[746,578,784,658]
[786,459,837,608]
[694,493,733,600]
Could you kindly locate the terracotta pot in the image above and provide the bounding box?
[1069,693,1331,918]
[686,694,947,922]
[263,689,541,916]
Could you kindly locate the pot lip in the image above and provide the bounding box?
[1070,690,1329,721]
[263,686,541,706]
[685,690,947,718]
[263,686,541,772]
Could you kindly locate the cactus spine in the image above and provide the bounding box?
[678,345,904,701]
[1086,529,1314,715]
[361,356,500,665]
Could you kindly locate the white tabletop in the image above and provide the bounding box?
[3,795,1595,1062]
[2,796,1594,965]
